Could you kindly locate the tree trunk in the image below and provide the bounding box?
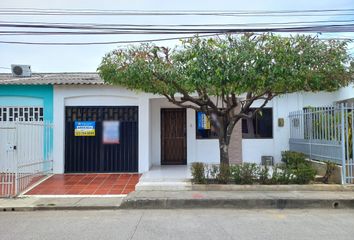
[219,137,230,165]
[210,113,240,165]
[213,115,231,165]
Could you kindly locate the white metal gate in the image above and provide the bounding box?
[0,121,53,197]
[289,103,354,184]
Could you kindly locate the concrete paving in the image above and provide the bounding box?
[121,190,354,209]
[1,190,354,210]
[0,209,354,240]
[0,196,124,211]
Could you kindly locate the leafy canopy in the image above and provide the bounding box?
[98,33,353,98]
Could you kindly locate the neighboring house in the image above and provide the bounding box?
[0,72,353,174]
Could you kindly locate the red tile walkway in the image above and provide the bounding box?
[25,173,141,195]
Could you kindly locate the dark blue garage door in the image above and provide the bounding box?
[65,106,138,173]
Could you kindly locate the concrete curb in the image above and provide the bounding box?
[1,206,122,212]
[191,184,354,192]
[0,196,124,212]
[120,198,354,209]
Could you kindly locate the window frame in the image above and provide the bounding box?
[242,108,273,139]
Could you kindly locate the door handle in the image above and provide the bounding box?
[6,144,16,151]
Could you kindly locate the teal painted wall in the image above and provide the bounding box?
[0,85,53,121]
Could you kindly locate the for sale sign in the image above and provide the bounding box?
[74,121,96,136]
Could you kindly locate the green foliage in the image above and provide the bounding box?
[99,33,353,166]
[190,162,206,184]
[98,34,353,97]
[216,163,231,184]
[258,165,271,184]
[229,165,242,184]
[230,163,259,184]
[191,157,316,185]
[280,151,317,184]
[270,164,292,184]
[290,163,317,184]
[281,151,306,167]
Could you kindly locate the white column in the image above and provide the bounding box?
[138,94,150,173]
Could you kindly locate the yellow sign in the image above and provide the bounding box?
[75,129,95,136]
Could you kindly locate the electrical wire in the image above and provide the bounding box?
[0,33,353,45]
[0,24,353,36]
[1,19,354,30]
[2,7,354,13]
[1,8,354,17]
[0,34,219,45]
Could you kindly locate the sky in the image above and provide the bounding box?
[0,0,353,73]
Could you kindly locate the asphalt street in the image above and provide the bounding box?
[0,209,353,240]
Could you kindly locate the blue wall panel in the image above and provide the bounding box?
[0,85,53,121]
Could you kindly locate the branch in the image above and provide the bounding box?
[163,94,201,111]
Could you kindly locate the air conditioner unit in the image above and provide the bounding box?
[11,64,31,77]
[261,156,274,166]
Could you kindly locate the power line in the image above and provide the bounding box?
[0,33,353,46]
[0,34,219,45]
[1,8,354,17]
[1,19,354,30]
[2,7,354,13]
[0,23,353,36]
[2,7,354,12]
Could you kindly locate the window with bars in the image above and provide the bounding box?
[0,107,44,121]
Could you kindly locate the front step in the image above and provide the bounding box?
[135,181,192,191]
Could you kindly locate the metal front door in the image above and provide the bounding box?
[65,106,139,173]
[161,108,187,165]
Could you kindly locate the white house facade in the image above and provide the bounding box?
[1,73,353,174]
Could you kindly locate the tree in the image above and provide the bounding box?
[98,33,353,165]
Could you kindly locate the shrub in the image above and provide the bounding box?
[290,163,316,184]
[281,151,306,167]
[230,163,259,184]
[270,164,292,184]
[230,165,242,184]
[216,163,231,184]
[258,165,271,184]
[280,151,316,184]
[209,164,219,180]
[191,162,206,184]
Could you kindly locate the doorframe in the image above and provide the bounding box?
[160,108,187,165]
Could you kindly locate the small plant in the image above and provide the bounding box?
[216,163,231,184]
[280,151,316,184]
[230,163,259,184]
[241,163,259,184]
[191,162,206,184]
[281,151,306,167]
[258,165,271,184]
[209,164,219,180]
[270,164,292,184]
[290,163,316,184]
[230,165,242,184]
[323,161,336,184]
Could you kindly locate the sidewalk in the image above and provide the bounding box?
[120,190,354,209]
[1,190,354,211]
[0,196,124,211]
